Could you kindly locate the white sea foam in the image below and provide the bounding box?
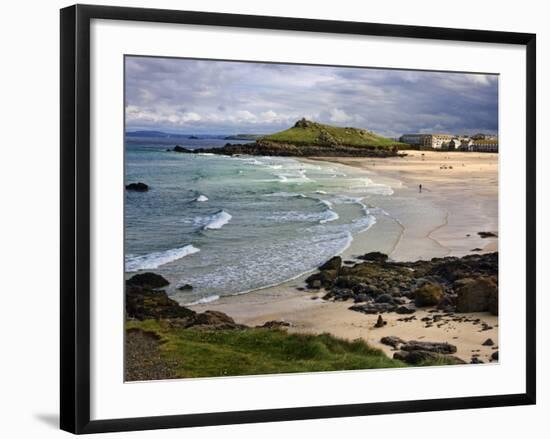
[199,210,232,230]
[315,190,328,194]
[195,195,208,202]
[185,294,220,305]
[125,245,200,272]
[198,152,215,156]
[318,199,333,209]
[319,210,339,224]
[265,192,307,198]
[267,209,339,224]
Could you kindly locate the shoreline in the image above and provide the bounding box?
[189,151,499,363]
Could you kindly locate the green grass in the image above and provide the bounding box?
[260,120,404,149]
[127,319,406,378]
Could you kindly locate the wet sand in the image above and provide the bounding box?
[191,151,499,363]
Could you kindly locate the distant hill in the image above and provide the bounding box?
[260,118,402,148]
[224,134,262,140]
[170,119,403,158]
[126,130,174,138]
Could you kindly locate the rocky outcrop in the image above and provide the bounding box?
[455,276,498,315]
[185,310,246,330]
[172,145,193,153]
[307,252,497,317]
[125,275,245,330]
[414,283,443,307]
[127,272,170,289]
[357,251,389,263]
[171,140,401,158]
[126,285,196,320]
[126,182,149,192]
[385,337,463,365]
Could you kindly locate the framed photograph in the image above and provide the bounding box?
[60,4,536,434]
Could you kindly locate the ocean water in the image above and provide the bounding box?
[125,136,394,305]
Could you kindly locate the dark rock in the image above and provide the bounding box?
[177,284,193,291]
[257,320,290,329]
[394,350,465,365]
[482,338,495,346]
[357,252,388,262]
[126,182,149,192]
[173,145,193,153]
[375,293,394,304]
[330,288,355,301]
[401,340,457,354]
[491,351,499,361]
[349,303,396,314]
[353,293,371,303]
[189,310,245,329]
[478,231,498,238]
[374,315,386,328]
[319,256,342,271]
[380,336,405,348]
[392,350,434,364]
[126,285,195,320]
[454,276,498,314]
[395,305,416,314]
[127,272,169,289]
[414,283,444,307]
[470,357,484,364]
[471,248,482,251]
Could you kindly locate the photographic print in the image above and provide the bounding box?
[124,56,499,381]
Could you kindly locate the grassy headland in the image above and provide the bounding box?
[260,118,402,148]
[171,119,405,157]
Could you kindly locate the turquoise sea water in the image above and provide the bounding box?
[125,136,393,304]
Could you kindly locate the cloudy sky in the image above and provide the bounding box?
[125,56,498,137]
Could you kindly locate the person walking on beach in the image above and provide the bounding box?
[419,184,422,193]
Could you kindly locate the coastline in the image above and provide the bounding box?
[190,151,499,363]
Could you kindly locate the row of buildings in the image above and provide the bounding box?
[399,133,498,152]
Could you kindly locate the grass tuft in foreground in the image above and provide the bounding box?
[126,319,407,379]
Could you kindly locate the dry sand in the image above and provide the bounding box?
[191,151,499,364]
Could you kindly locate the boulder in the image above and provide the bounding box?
[395,305,416,314]
[380,336,405,348]
[126,272,169,289]
[482,338,495,346]
[393,350,441,364]
[357,252,389,263]
[478,231,498,238]
[258,320,291,329]
[177,284,193,291]
[374,315,386,328]
[454,276,498,313]
[349,303,396,314]
[491,351,499,361]
[393,350,465,365]
[401,340,457,354]
[375,293,394,304]
[319,256,342,271]
[414,283,444,307]
[189,310,244,329]
[126,285,195,320]
[125,182,149,192]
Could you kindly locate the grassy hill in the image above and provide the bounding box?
[260,118,402,148]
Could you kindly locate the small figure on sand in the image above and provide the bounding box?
[419,184,422,193]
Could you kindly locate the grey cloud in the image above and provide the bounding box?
[125,57,498,136]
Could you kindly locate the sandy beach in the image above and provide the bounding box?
[191,151,499,364]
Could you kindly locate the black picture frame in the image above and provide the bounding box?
[60,4,536,434]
